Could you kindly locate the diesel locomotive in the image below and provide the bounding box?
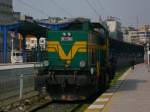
[34,18,144,101]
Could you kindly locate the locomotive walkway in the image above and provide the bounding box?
[85,63,150,112]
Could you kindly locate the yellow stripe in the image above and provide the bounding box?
[48,41,87,60]
[96,61,100,76]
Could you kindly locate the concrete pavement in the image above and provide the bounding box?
[102,64,150,112]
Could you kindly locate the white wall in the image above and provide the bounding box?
[106,21,117,32]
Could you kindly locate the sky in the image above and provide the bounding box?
[13,0,150,27]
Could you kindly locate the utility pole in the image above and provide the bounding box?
[10,32,15,64]
[147,43,150,72]
[136,16,139,31]
[136,16,139,44]
[147,43,150,65]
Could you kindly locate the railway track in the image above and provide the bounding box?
[35,101,80,112]
[34,92,104,112]
[34,97,99,112]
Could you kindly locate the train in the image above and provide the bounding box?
[34,18,144,101]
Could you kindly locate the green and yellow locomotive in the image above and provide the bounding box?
[35,18,144,100]
[36,19,111,100]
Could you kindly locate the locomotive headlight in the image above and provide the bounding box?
[90,67,94,75]
[80,60,86,68]
[67,32,72,37]
[62,32,67,37]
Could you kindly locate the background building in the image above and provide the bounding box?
[122,26,141,44]
[138,25,150,44]
[0,0,16,24]
[105,17,123,41]
[128,30,139,44]
[122,25,150,45]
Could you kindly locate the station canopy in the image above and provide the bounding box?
[16,20,48,38]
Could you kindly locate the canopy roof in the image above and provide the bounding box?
[17,21,48,38]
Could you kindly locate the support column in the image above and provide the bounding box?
[18,33,22,50]
[14,30,18,49]
[36,37,40,62]
[22,34,26,62]
[3,26,7,63]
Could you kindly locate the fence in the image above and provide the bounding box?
[0,50,37,63]
[0,74,35,100]
[0,51,11,63]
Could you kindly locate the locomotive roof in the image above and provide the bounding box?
[53,20,108,32]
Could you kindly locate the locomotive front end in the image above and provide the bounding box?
[46,30,94,100]
[35,19,110,101]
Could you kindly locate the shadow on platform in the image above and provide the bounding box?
[118,79,147,91]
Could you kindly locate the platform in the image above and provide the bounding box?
[0,62,35,70]
[0,63,35,76]
[85,63,150,112]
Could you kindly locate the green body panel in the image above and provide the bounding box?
[99,50,106,66]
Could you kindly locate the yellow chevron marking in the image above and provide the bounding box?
[47,41,87,60]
